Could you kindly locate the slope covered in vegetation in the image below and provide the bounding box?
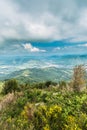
[0,65,87,130]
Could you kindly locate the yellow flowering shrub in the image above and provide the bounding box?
[43,124,50,130]
[33,104,62,130]
[21,103,34,120]
[64,115,81,130]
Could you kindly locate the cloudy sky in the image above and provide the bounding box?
[0,0,87,54]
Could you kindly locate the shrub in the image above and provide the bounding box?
[73,65,86,92]
[32,81,57,89]
[33,105,62,130]
[2,79,19,94]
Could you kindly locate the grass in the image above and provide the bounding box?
[0,82,4,100]
[0,82,3,91]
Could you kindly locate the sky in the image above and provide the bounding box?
[0,0,87,55]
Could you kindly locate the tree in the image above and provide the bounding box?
[73,65,86,92]
[2,79,19,94]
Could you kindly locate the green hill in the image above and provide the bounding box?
[1,67,73,83]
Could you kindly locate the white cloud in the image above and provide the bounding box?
[78,43,87,47]
[0,0,87,45]
[23,43,46,52]
[54,47,61,51]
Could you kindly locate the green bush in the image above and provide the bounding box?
[2,79,19,94]
[32,81,57,89]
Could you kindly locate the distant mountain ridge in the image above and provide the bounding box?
[0,67,73,83]
[0,54,87,83]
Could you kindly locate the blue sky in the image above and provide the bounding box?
[0,40,87,55]
[0,0,87,55]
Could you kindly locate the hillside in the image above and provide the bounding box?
[0,79,87,130]
[0,67,73,83]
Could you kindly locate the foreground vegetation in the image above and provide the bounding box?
[0,65,87,130]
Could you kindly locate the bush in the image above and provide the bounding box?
[33,105,62,130]
[73,65,86,92]
[33,81,57,89]
[2,79,19,94]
